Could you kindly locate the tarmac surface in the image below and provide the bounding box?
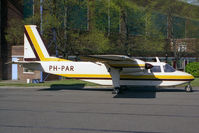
[0,85,199,133]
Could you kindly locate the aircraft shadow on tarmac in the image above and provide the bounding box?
[113,87,189,98]
[38,84,112,92]
[113,87,157,98]
[38,84,193,99]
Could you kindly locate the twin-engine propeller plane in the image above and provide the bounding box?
[12,25,194,94]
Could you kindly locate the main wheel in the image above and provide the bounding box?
[112,87,120,94]
[185,84,193,92]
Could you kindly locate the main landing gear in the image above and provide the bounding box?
[185,84,193,92]
[112,87,120,94]
[112,86,127,94]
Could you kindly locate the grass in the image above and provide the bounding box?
[0,79,98,87]
[190,78,199,87]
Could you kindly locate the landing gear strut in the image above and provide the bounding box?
[185,84,193,92]
[112,87,121,94]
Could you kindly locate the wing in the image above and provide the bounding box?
[81,55,133,61]
[80,55,146,69]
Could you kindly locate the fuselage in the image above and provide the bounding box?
[27,60,194,87]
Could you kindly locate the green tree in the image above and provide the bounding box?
[5,18,24,45]
[145,0,199,66]
[6,0,199,58]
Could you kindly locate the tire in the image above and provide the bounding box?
[112,87,120,94]
[185,85,193,92]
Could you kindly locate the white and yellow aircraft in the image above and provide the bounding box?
[13,25,194,94]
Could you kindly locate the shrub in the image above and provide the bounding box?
[185,62,199,78]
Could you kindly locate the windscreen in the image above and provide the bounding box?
[163,64,176,72]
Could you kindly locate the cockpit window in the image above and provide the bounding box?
[150,66,161,73]
[163,64,176,72]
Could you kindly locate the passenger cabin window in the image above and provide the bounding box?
[150,66,161,73]
[163,64,176,72]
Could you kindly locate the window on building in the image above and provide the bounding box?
[178,42,187,52]
[23,68,34,74]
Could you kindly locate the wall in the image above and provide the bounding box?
[0,0,1,80]
[17,57,41,81]
[0,0,23,80]
[0,0,8,80]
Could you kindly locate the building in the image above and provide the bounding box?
[12,46,40,81]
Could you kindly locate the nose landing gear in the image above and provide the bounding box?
[185,83,193,92]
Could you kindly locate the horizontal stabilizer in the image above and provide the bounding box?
[11,61,40,64]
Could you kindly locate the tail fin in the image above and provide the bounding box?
[24,25,68,62]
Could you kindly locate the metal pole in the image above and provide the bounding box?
[32,0,34,23]
[52,28,58,57]
[87,0,90,31]
[40,0,43,82]
[108,0,110,36]
[33,0,34,16]
[185,19,187,39]
[40,0,43,35]
[64,2,67,58]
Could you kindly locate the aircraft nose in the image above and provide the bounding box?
[190,74,194,81]
[186,73,194,81]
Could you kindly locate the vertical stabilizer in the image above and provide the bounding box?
[24,25,50,61]
[24,25,69,62]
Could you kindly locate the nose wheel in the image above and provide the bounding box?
[185,84,193,92]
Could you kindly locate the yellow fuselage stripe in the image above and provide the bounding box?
[57,74,112,78]
[120,75,194,79]
[55,74,193,80]
[110,64,145,67]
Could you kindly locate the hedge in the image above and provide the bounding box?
[185,62,199,78]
